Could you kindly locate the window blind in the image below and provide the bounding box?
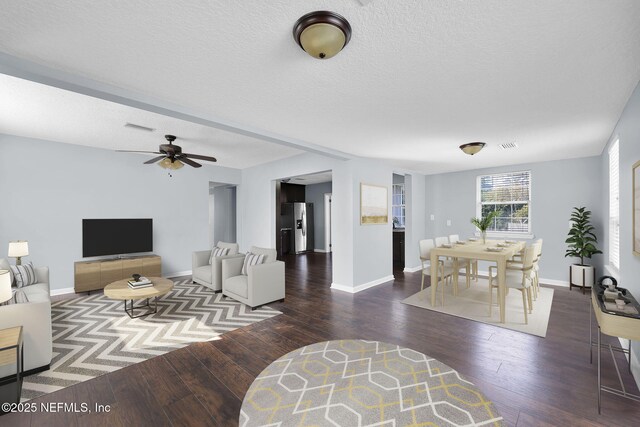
[609,139,620,269]
[477,171,531,234]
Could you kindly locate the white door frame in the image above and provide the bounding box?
[324,193,332,253]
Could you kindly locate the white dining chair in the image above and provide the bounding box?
[531,239,543,298]
[488,245,536,324]
[449,233,478,283]
[507,239,543,299]
[419,239,455,305]
[437,234,471,289]
[435,236,450,247]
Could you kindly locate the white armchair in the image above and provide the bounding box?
[221,246,285,310]
[0,258,53,378]
[192,242,244,292]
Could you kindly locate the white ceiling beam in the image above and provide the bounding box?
[0,52,354,161]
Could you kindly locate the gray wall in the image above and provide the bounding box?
[424,156,604,282]
[599,81,640,384]
[403,173,426,270]
[305,181,332,251]
[239,153,395,290]
[0,134,241,292]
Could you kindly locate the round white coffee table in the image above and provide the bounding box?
[104,277,174,318]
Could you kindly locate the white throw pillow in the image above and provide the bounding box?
[209,247,230,264]
[242,253,265,275]
[10,262,38,288]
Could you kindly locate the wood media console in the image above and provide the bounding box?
[74,255,161,293]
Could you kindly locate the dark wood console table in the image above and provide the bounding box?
[590,282,640,413]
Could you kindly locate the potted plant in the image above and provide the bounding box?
[565,207,602,292]
[471,211,499,244]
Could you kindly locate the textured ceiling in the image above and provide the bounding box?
[1,1,640,173]
[0,74,301,169]
[285,171,333,186]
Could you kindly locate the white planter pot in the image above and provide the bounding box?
[570,264,595,288]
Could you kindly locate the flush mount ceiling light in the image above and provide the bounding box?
[293,11,352,59]
[460,142,486,155]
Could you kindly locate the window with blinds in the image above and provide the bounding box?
[477,171,531,234]
[609,139,620,269]
[392,184,405,227]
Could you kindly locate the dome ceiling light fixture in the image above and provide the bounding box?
[293,11,352,59]
[460,142,486,155]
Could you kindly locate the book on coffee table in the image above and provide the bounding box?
[128,282,153,289]
[128,276,151,286]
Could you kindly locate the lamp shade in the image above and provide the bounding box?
[158,158,184,170]
[8,241,29,258]
[0,270,11,304]
[293,11,352,59]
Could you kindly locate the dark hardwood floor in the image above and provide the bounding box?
[4,253,640,426]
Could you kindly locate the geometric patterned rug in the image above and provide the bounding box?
[240,340,503,426]
[21,279,280,401]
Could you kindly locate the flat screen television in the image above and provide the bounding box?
[83,219,153,257]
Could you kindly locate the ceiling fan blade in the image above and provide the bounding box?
[144,155,166,164]
[116,150,162,154]
[177,156,202,168]
[182,153,217,163]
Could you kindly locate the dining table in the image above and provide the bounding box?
[430,239,526,323]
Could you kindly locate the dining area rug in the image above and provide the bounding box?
[402,279,554,337]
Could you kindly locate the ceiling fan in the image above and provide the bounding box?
[117,134,217,169]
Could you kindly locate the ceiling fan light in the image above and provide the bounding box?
[460,142,486,155]
[158,158,184,170]
[293,11,351,59]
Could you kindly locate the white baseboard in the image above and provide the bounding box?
[314,249,330,253]
[474,270,569,287]
[538,277,570,287]
[50,271,193,297]
[331,275,394,294]
[164,270,192,279]
[403,265,422,273]
[50,287,75,296]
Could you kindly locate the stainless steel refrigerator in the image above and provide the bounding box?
[282,202,314,254]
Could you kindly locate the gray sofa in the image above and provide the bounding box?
[192,242,244,292]
[221,246,285,310]
[0,258,53,378]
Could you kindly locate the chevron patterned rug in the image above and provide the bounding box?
[21,279,280,400]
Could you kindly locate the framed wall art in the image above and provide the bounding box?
[360,183,388,225]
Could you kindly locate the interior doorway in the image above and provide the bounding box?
[275,170,332,258]
[209,182,237,247]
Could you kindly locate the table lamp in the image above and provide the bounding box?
[0,270,11,304]
[8,241,29,265]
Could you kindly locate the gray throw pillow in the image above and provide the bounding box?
[242,253,265,275]
[0,288,29,305]
[209,247,230,264]
[10,262,38,288]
